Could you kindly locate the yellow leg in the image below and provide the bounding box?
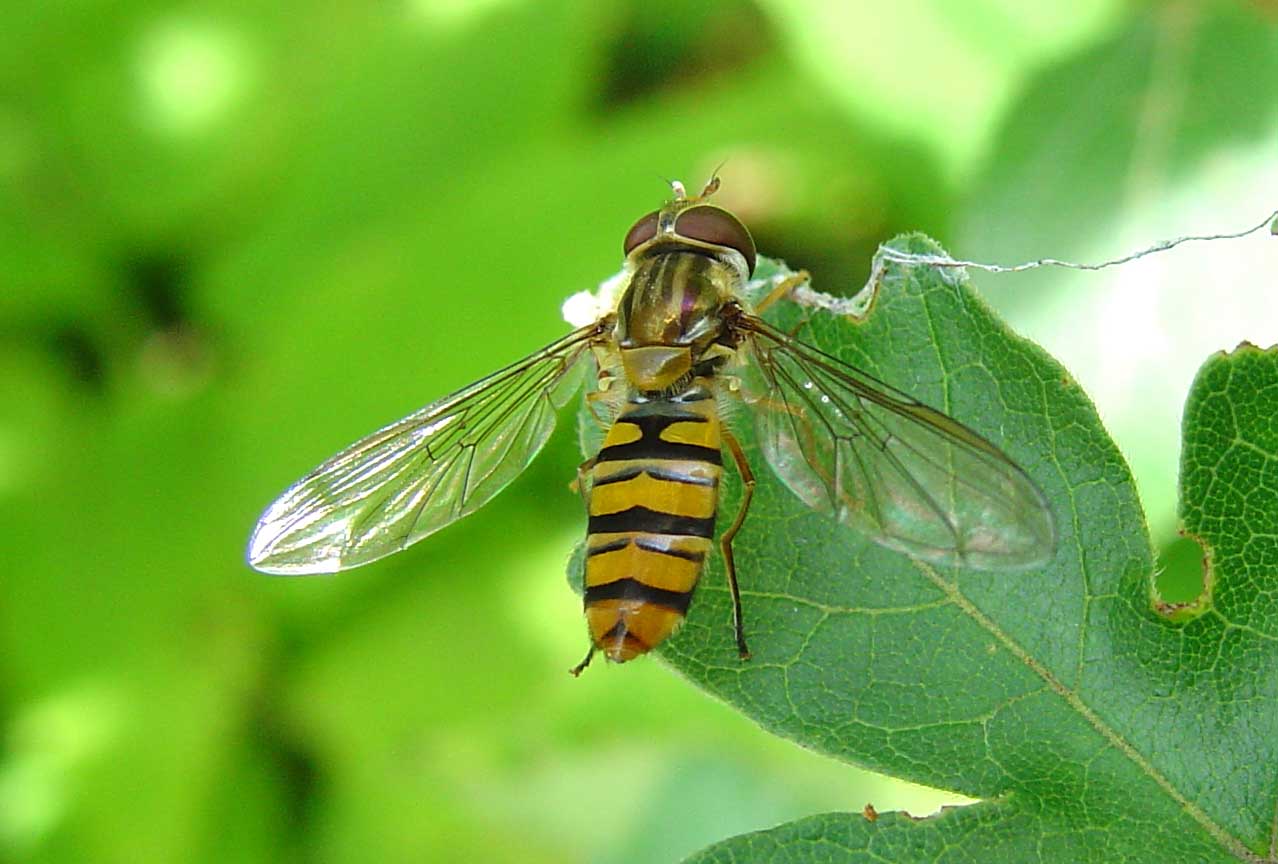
[584,386,616,426]
[744,392,837,502]
[754,270,811,314]
[568,456,596,504]
[569,385,615,497]
[720,429,756,661]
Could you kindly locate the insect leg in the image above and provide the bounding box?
[720,429,756,661]
[754,270,811,314]
[569,646,596,677]
[584,386,615,426]
[568,456,596,505]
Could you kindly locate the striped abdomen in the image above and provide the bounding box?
[584,389,721,662]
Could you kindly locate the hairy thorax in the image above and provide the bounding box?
[615,251,737,392]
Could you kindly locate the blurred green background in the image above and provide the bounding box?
[2,1,1276,862]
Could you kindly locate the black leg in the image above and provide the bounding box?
[569,646,596,677]
[720,430,756,661]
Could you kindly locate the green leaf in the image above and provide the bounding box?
[572,238,1278,862]
[1176,344,1278,622]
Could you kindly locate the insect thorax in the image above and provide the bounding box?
[615,250,738,392]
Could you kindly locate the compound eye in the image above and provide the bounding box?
[622,211,659,256]
[675,205,757,275]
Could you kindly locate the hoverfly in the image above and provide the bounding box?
[248,177,1056,674]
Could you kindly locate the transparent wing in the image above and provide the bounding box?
[738,316,1056,569]
[248,323,601,574]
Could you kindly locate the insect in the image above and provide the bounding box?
[247,177,1056,674]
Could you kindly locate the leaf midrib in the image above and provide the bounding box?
[909,284,1259,861]
[913,558,1261,862]
[785,273,1264,861]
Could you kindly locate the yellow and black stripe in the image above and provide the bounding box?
[584,388,722,662]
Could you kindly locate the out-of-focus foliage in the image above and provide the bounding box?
[1,1,1274,863]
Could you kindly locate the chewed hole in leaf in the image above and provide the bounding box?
[1152,534,1211,621]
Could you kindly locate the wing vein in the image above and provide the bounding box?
[738,316,1055,569]
[248,323,602,574]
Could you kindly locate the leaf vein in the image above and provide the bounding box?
[914,558,1263,862]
